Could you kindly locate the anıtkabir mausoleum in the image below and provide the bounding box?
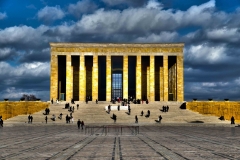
[50,43,184,102]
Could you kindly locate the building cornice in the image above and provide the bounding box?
[50,43,184,48]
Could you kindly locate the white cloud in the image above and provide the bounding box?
[1,87,49,100]
[0,62,49,77]
[202,82,216,87]
[185,44,229,64]
[0,48,15,60]
[0,25,51,49]
[0,12,7,20]
[235,77,240,86]
[146,0,162,9]
[75,0,219,37]
[206,28,240,43]
[68,0,98,18]
[134,32,178,42]
[37,6,65,23]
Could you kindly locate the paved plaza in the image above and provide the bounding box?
[0,124,239,160]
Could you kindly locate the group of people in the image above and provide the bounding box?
[77,119,84,129]
[28,115,33,123]
[44,108,50,115]
[68,106,75,113]
[66,114,74,123]
[162,106,169,112]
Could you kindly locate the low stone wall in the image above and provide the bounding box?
[0,101,50,120]
[186,101,240,121]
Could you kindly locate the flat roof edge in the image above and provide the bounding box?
[50,42,185,48]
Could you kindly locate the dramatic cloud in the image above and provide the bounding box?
[68,0,98,18]
[0,61,50,100]
[0,48,16,61]
[37,6,65,24]
[0,12,7,20]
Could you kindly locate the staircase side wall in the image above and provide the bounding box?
[186,101,240,121]
[0,101,50,120]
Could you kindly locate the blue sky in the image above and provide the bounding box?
[1,0,240,101]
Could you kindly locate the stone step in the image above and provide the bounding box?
[5,102,231,125]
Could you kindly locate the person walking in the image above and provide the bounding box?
[231,116,235,124]
[45,116,48,124]
[158,115,162,123]
[72,116,74,123]
[81,121,84,129]
[77,119,81,129]
[135,115,138,123]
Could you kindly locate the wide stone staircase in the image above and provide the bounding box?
[5,101,230,125]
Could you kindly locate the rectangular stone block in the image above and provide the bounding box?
[163,55,168,101]
[92,55,98,101]
[160,66,163,101]
[106,56,111,101]
[149,55,155,101]
[50,55,58,100]
[147,67,149,100]
[136,55,141,99]
[123,56,128,99]
[79,55,86,101]
[177,55,184,101]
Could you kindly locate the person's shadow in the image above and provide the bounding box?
[159,109,165,112]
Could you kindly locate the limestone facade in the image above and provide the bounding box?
[50,43,184,102]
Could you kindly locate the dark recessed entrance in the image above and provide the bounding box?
[112,73,122,100]
[111,56,123,100]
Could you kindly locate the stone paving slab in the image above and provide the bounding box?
[0,125,240,159]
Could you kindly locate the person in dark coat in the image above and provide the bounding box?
[0,116,3,127]
[231,116,235,124]
[77,119,81,129]
[81,121,84,129]
[45,116,48,124]
[135,115,138,123]
[158,115,162,123]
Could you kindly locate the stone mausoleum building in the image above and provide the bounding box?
[50,43,184,102]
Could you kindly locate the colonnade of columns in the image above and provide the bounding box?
[50,54,184,102]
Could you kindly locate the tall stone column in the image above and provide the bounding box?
[136,55,141,99]
[50,54,58,100]
[92,55,98,101]
[163,55,168,101]
[147,67,150,100]
[149,55,155,101]
[177,55,184,101]
[106,56,111,101]
[159,66,164,101]
[79,55,86,101]
[123,55,128,99]
[66,54,73,101]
